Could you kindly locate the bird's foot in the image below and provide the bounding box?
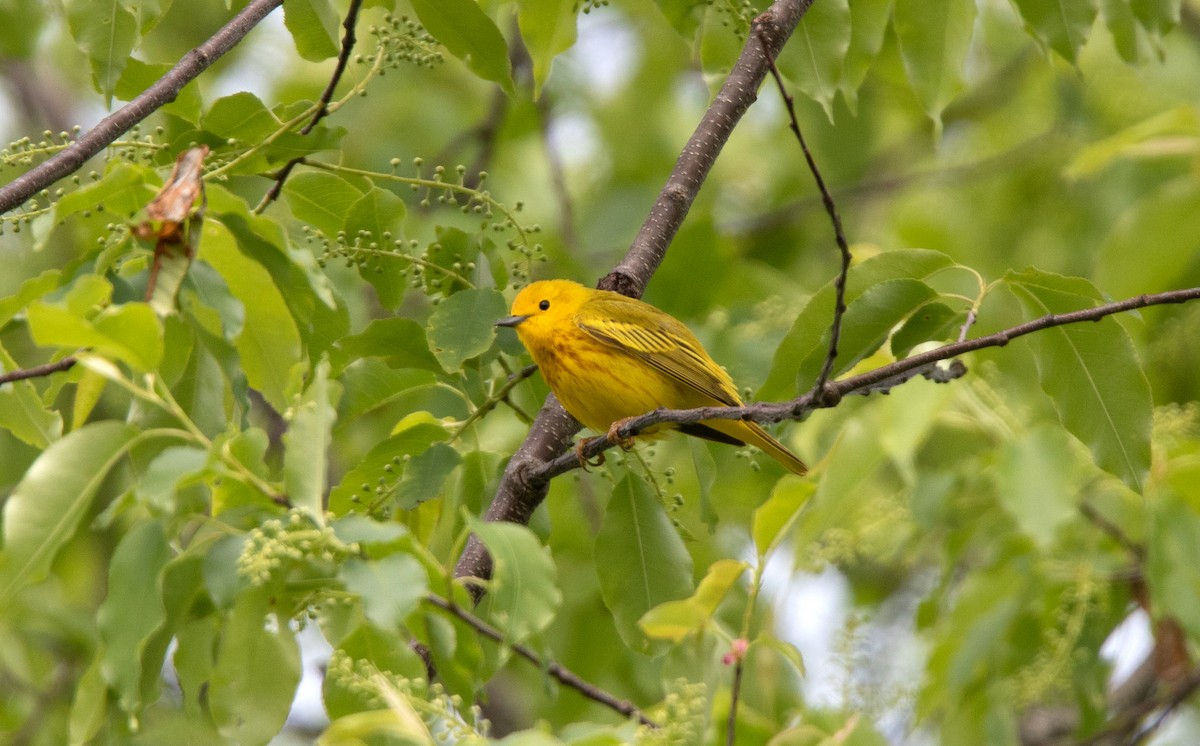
[607,418,637,450]
[575,437,606,470]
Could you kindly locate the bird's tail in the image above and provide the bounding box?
[708,420,807,476]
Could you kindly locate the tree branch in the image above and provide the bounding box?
[602,0,816,297]
[755,28,851,405]
[423,593,657,727]
[0,0,284,215]
[453,0,816,590]
[528,286,1200,482]
[255,0,364,212]
[0,356,77,386]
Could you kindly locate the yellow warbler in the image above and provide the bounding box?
[496,280,807,475]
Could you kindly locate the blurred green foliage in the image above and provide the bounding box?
[0,0,1198,743]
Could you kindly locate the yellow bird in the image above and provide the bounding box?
[496,280,807,475]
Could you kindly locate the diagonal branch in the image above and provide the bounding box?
[453,0,816,591]
[255,0,365,212]
[0,0,284,215]
[423,593,657,727]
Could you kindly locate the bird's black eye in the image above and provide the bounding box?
[539,299,550,311]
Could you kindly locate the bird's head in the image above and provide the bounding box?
[496,280,588,344]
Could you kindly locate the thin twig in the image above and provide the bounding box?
[755,29,851,405]
[528,286,1200,483]
[451,364,538,441]
[727,659,745,746]
[1079,501,1145,559]
[0,356,77,385]
[255,0,364,212]
[0,0,284,215]
[423,593,658,727]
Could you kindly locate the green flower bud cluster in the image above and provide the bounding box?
[236,511,358,587]
[636,679,709,746]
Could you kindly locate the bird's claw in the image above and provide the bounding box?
[607,418,637,451]
[575,437,606,470]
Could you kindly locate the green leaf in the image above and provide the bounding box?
[1011,0,1096,63]
[1131,0,1180,33]
[338,361,437,424]
[996,425,1091,548]
[840,0,893,112]
[1095,176,1200,298]
[344,187,410,308]
[0,0,45,57]
[760,249,956,400]
[173,616,220,720]
[393,441,462,509]
[53,161,152,222]
[211,589,301,745]
[1100,0,1142,62]
[199,218,303,412]
[0,345,62,447]
[0,421,138,603]
[344,186,408,240]
[595,475,694,655]
[284,358,340,519]
[410,0,515,92]
[115,58,202,120]
[473,519,562,645]
[1147,493,1200,639]
[27,301,164,371]
[516,0,578,96]
[752,477,814,560]
[890,301,962,358]
[68,653,108,745]
[1067,108,1200,180]
[64,0,137,103]
[639,558,747,643]
[0,270,61,327]
[204,92,279,141]
[795,278,938,386]
[426,288,507,372]
[341,554,429,630]
[284,171,366,237]
[98,520,171,714]
[331,317,442,374]
[894,0,976,132]
[776,0,850,120]
[283,0,340,61]
[328,420,450,514]
[1006,269,1152,489]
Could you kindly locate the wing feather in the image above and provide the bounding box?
[575,294,741,407]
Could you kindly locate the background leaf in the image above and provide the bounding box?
[0,422,138,602]
[1006,269,1152,489]
[595,475,694,655]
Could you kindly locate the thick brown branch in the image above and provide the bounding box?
[423,593,657,727]
[0,0,284,215]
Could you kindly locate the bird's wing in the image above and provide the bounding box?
[575,295,742,407]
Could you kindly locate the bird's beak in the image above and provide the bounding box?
[495,314,529,328]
